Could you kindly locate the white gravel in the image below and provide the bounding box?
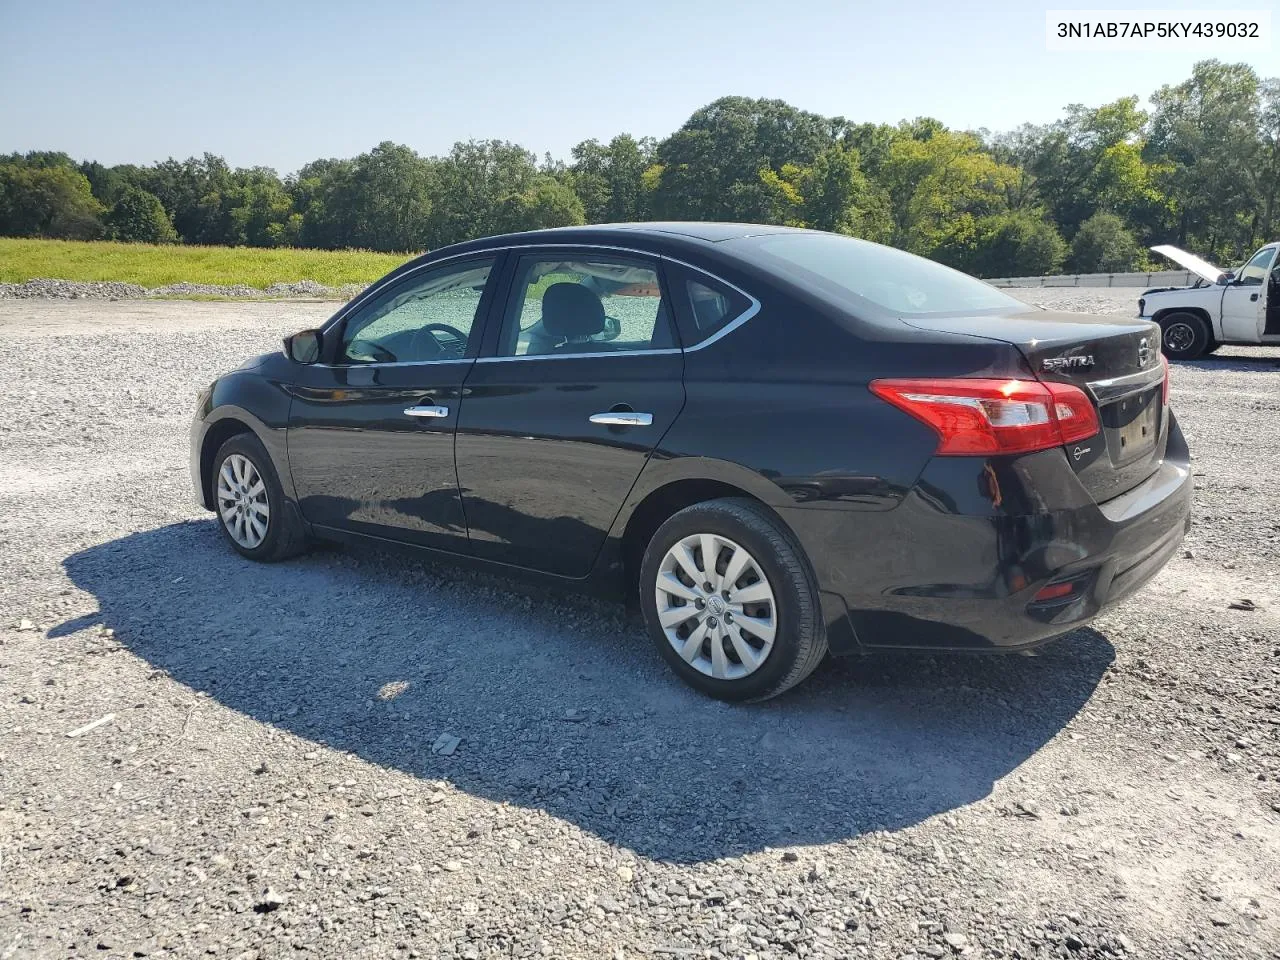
[1,289,1278,960]
[0,278,364,301]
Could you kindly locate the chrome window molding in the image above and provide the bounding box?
[314,242,764,367]
[475,348,682,364]
[682,295,760,353]
[311,357,476,370]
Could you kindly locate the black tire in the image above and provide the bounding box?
[639,497,827,702]
[1158,312,1210,360]
[211,433,308,562]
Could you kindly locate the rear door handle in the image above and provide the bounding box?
[1251,293,1259,301]
[404,404,450,418]
[589,412,653,427]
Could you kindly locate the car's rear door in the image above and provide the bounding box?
[286,255,499,550]
[454,248,685,577]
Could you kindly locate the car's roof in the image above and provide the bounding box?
[423,221,815,259]
[548,222,807,242]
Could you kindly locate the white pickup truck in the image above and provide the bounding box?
[1139,242,1279,359]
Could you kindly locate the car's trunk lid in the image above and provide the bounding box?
[903,310,1167,502]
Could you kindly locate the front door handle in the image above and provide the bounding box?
[1251,292,1259,301]
[404,404,450,418]
[589,412,653,427]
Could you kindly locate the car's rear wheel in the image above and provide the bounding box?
[212,433,307,562]
[1159,312,1210,360]
[639,497,826,701]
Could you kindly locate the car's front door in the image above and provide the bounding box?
[1221,245,1276,342]
[286,256,499,550]
[454,250,685,577]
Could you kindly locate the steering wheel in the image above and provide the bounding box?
[347,339,398,363]
[411,322,469,359]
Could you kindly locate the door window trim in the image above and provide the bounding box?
[317,243,761,364]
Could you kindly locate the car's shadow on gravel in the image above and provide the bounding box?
[60,521,1114,864]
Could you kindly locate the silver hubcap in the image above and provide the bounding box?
[216,453,269,549]
[655,533,777,680]
[1164,322,1195,352]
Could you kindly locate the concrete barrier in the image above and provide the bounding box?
[986,270,1198,289]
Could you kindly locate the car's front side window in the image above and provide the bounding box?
[340,258,495,364]
[498,255,675,357]
[1237,247,1277,286]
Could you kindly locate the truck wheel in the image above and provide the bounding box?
[1158,313,1209,360]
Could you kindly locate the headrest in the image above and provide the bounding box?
[541,282,605,339]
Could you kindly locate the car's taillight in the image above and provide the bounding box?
[1160,354,1170,405]
[869,378,1100,456]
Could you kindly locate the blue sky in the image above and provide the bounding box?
[2,0,1275,174]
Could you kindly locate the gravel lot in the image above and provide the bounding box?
[1,290,1278,960]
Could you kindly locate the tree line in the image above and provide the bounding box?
[1,60,1276,278]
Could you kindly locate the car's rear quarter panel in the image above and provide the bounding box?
[626,289,1041,653]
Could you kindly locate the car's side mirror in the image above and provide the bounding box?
[284,329,322,364]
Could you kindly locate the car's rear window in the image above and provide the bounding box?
[739,232,1025,318]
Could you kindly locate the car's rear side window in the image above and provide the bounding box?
[686,278,749,340]
[497,255,677,357]
[665,267,753,348]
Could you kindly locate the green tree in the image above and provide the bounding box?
[1068,211,1142,273]
[299,142,435,251]
[997,98,1164,241]
[959,212,1067,277]
[0,164,104,239]
[425,140,547,247]
[569,134,655,223]
[1254,78,1280,243]
[199,167,297,247]
[796,143,891,240]
[2,150,77,170]
[1148,60,1263,259]
[649,97,842,220]
[138,154,234,243]
[104,187,178,243]
[879,126,1018,260]
[79,160,131,208]
[494,178,585,233]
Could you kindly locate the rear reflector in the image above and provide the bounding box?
[1032,581,1076,602]
[869,378,1100,456]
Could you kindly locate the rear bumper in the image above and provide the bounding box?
[782,412,1193,653]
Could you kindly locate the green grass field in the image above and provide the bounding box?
[0,238,411,289]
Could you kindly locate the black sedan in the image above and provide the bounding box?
[191,223,1192,701]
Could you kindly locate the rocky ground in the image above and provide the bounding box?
[0,290,1277,960]
[0,278,364,301]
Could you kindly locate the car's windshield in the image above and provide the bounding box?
[740,232,1025,317]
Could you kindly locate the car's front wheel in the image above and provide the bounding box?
[1159,312,1210,360]
[639,497,827,701]
[212,433,307,562]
